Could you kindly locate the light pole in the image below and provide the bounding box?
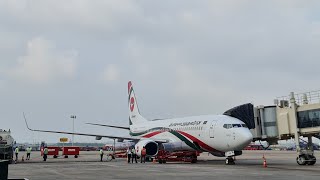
[70,115,76,146]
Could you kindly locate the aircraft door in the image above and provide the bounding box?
[209,120,217,138]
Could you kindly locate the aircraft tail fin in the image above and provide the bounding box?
[128,81,147,125]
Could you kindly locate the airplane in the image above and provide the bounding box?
[24,81,253,165]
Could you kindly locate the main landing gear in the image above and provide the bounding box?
[225,157,235,165]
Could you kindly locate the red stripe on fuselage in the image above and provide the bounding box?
[142,131,163,138]
[177,131,218,152]
[140,129,218,153]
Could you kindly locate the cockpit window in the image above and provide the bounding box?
[232,124,242,128]
[224,123,248,129]
[223,124,233,129]
[242,124,248,128]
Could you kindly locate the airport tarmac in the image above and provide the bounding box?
[8,151,320,180]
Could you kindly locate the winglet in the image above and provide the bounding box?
[23,112,32,131]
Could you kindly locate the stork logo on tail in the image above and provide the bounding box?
[128,81,135,112]
[130,97,135,112]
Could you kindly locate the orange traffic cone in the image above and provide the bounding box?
[262,155,267,168]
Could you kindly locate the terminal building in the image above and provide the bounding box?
[224,90,320,166]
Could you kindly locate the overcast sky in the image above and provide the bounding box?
[1,0,320,143]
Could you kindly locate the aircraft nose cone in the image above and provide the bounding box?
[243,132,253,144]
[235,131,253,150]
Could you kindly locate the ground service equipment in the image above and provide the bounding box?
[0,129,14,164]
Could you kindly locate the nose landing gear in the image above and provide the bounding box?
[225,157,235,165]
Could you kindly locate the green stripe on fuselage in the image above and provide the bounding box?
[170,131,200,151]
[130,127,201,151]
[129,127,167,136]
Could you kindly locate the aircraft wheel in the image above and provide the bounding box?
[159,159,163,164]
[297,155,307,165]
[225,157,235,165]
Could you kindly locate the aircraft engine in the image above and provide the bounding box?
[95,136,102,140]
[160,142,194,152]
[135,139,158,157]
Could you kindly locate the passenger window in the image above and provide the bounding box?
[223,124,228,129]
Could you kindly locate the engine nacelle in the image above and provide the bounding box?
[160,142,194,152]
[135,139,158,157]
[95,136,102,140]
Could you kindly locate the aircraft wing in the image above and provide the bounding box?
[23,114,167,143]
[85,123,130,130]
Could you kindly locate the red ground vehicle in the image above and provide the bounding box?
[41,147,59,158]
[156,150,199,163]
[62,147,80,158]
[244,145,264,150]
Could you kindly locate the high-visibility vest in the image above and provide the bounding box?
[44,148,48,155]
[27,147,32,153]
[131,148,136,155]
[15,148,19,153]
[99,149,104,155]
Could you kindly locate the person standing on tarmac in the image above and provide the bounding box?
[43,146,48,161]
[141,146,146,163]
[127,147,132,163]
[99,148,104,162]
[26,147,32,160]
[131,147,137,163]
[14,147,19,162]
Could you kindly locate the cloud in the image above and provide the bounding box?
[2,1,320,142]
[7,37,77,83]
[102,64,120,82]
[0,0,142,34]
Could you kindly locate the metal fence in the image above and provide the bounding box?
[276,90,320,106]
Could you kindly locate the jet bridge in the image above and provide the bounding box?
[253,91,320,165]
[224,90,320,165]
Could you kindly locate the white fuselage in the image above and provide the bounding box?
[129,115,253,153]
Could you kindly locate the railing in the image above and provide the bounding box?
[276,90,320,106]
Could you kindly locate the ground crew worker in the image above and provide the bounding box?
[141,146,146,163]
[127,147,131,163]
[131,147,137,163]
[99,148,104,162]
[26,147,32,160]
[14,147,19,162]
[43,146,48,161]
